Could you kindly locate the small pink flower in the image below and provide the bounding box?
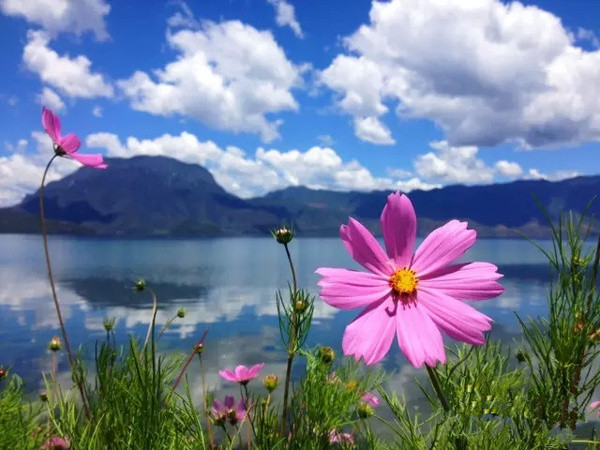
[361,392,379,407]
[329,429,354,445]
[42,107,107,169]
[211,395,246,425]
[41,435,70,449]
[219,363,265,385]
[316,192,504,368]
[590,400,600,418]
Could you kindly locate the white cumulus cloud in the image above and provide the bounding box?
[118,21,301,142]
[321,0,600,148]
[0,132,80,207]
[354,116,395,145]
[37,86,65,112]
[526,168,580,181]
[23,30,114,99]
[495,160,523,178]
[86,131,439,198]
[0,0,110,41]
[267,0,304,38]
[92,106,103,117]
[415,141,494,184]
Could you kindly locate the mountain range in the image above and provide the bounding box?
[0,155,598,238]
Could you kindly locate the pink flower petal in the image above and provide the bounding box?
[248,363,264,378]
[41,107,61,143]
[411,220,476,277]
[70,152,107,168]
[342,296,396,365]
[381,192,417,267]
[362,392,380,407]
[59,133,81,154]
[340,218,393,276]
[234,365,248,380]
[224,395,235,409]
[316,268,390,310]
[396,302,446,368]
[418,288,492,345]
[236,399,246,419]
[590,400,600,418]
[218,369,237,382]
[419,262,504,301]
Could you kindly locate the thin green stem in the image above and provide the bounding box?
[158,315,177,340]
[425,365,450,413]
[199,353,215,449]
[281,242,298,436]
[142,288,158,353]
[39,154,91,420]
[283,243,297,293]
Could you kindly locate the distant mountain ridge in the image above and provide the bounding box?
[0,155,598,237]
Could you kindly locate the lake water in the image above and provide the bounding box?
[0,234,554,399]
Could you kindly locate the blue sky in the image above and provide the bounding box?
[1,0,599,205]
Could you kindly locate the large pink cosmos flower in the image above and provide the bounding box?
[42,107,107,169]
[316,192,504,368]
[219,363,265,385]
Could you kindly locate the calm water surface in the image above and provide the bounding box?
[0,234,554,397]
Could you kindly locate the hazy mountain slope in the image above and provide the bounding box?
[0,156,598,237]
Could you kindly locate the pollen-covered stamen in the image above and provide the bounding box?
[390,268,419,296]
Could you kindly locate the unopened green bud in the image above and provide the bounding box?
[39,391,48,402]
[466,384,473,394]
[294,298,307,313]
[486,395,492,402]
[194,343,205,354]
[133,279,146,291]
[318,346,335,365]
[345,380,358,391]
[49,335,62,352]
[515,350,527,363]
[263,374,279,393]
[272,226,293,245]
[177,308,186,318]
[357,402,374,418]
[103,317,116,332]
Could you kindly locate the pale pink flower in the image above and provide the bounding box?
[41,435,70,449]
[211,395,246,425]
[316,192,504,368]
[42,107,107,169]
[361,392,380,407]
[590,400,600,419]
[329,429,354,445]
[219,363,265,385]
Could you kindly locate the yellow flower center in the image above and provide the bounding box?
[390,268,419,296]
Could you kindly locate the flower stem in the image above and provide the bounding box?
[283,243,297,293]
[158,315,176,340]
[425,365,450,413]
[142,288,158,353]
[172,328,208,391]
[281,242,298,436]
[39,155,91,420]
[199,353,215,449]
